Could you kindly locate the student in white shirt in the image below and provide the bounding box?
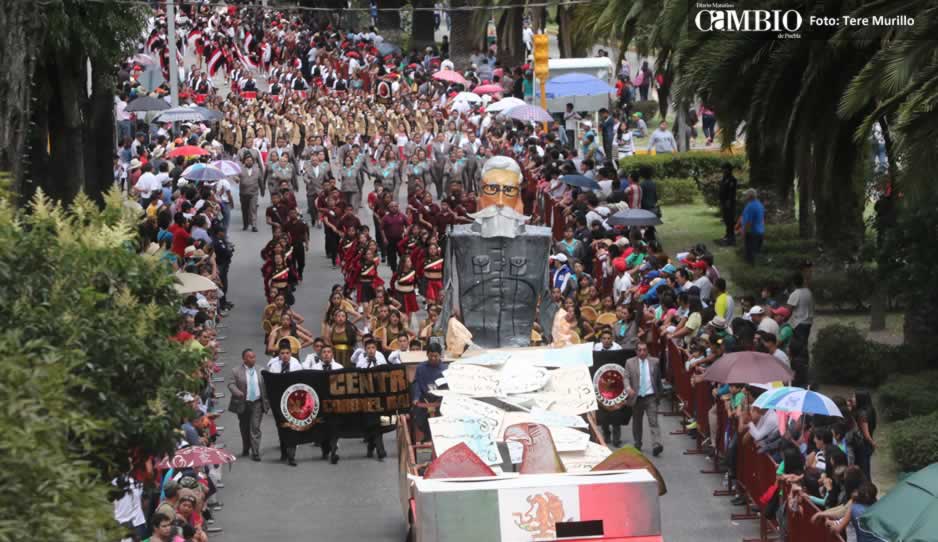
[267,342,303,373]
[355,339,388,368]
[593,328,623,351]
[308,344,344,370]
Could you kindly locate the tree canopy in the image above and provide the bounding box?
[0,189,202,541]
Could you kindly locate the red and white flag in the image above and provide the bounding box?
[187,28,202,44]
[243,32,253,52]
[207,49,225,77]
[235,47,258,71]
[146,31,162,53]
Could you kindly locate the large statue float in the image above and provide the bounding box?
[438,156,552,348]
[396,157,665,542]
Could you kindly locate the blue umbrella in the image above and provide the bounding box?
[756,388,843,417]
[545,73,615,99]
[377,42,401,56]
[560,174,601,191]
[182,163,226,182]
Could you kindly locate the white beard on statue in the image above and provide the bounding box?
[468,205,530,238]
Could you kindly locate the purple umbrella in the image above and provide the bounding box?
[501,104,554,123]
[701,351,793,384]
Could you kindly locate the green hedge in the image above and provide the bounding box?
[812,324,885,388]
[812,324,929,387]
[889,411,938,472]
[656,178,698,205]
[878,371,938,422]
[618,152,747,180]
[631,100,659,124]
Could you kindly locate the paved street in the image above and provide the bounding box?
[212,188,761,542]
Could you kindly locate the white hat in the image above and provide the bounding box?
[129,159,142,170]
[550,253,568,263]
[748,305,766,316]
[184,245,197,256]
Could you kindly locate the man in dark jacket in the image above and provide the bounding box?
[717,162,738,245]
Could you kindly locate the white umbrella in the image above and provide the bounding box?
[486,96,525,113]
[210,160,242,177]
[450,100,471,113]
[174,272,218,294]
[453,91,482,104]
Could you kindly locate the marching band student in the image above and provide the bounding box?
[266,341,303,466]
[422,243,444,306]
[309,345,344,464]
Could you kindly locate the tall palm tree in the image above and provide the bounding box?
[837,0,938,346]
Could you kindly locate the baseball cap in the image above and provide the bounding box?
[772,306,791,320]
[748,305,766,316]
[550,253,568,263]
[710,316,727,329]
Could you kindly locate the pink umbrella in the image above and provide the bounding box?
[701,351,794,384]
[157,446,237,469]
[501,104,554,123]
[432,69,468,86]
[474,83,503,95]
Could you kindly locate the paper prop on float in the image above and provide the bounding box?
[423,442,497,479]
[439,156,552,348]
[503,423,566,474]
[591,446,668,496]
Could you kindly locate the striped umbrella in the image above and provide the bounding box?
[752,386,802,409]
[762,389,843,417]
[210,160,242,176]
[182,163,227,181]
[501,104,554,123]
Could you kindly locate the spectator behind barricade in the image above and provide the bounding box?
[848,390,877,480]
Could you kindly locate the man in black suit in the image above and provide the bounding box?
[625,342,664,456]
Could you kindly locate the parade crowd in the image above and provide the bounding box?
[116,4,878,542]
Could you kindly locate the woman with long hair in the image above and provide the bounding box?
[324,309,359,368]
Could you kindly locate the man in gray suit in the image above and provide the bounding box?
[625,342,664,456]
[228,348,268,461]
[236,155,263,232]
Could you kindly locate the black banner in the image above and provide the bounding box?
[591,350,632,426]
[262,365,412,447]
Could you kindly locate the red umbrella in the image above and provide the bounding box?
[432,69,468,86]
[157,446,237,469]
[701,351,794,384]
[167,145,210,158]
[346,51,361,59]
[474,84,503,95]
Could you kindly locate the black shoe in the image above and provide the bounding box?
[653,444,663,457]
[251,226,258,232]
[288,458,297,466]
[241,449,249,457]
[251,454,261,462]
[330,452,339,464]
[242,226,248,231]
[321,446,330,460]
[366,443,375,458]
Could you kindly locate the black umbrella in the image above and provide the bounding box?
[126,96,171,113]
[607,208,662,227]
[560,174,601,191]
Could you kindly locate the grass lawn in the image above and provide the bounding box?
[656,198,743,283]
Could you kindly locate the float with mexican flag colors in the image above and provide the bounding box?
[396,335,666,542]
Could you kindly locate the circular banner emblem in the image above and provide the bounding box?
[593,364,629,411]
[280,383,320,428]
